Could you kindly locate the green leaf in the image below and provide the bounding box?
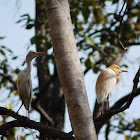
[30,36,36,45]
[20,14,30,18]
[26,24,34,29]
[116,130,123,134]
[0,36,5,40]
[12,56,18,60]
[1,46,13,53]
[0,49,6,56]
[16,18,27,24]
[86,37,95,46]
[117,113,124,119]
[121,64,128,68]
[22,61,26,66]
[89,55,95,64]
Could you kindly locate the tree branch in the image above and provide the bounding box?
[0,73,17,90]
[36,105,53,124]
[117,0,130,51]
[2,65,139,139]
[128,42,140,46]
[0,107,74,140]
[94,88,140,133]
[105,121,110,140]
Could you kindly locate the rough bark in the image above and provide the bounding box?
[44,0,97,140]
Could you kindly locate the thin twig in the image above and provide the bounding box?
[37,105,53,124]
[0,73,17,90]
[117,0,130,51]
[118,39,128,51]
[119,0,127,15]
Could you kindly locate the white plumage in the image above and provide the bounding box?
[95,64,128,114]
[96,68,117,103]
[17,51,46,116]
[17,68,32,110]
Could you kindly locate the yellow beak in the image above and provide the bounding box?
[33,52,46,57]
[121,69,128,72]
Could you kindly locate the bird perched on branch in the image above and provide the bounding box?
[17,51,46,116]
[96,64,128,114]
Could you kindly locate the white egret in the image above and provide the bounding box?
[17,51,46,117]
[96,64,128,113]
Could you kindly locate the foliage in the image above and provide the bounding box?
[17,0,140,72]
[69,0,140,72]
[0,37,19,139]
[0,39,19,93]
[112,114,140,140]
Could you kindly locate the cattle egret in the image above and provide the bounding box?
[96,64,128,113]
[17,51,46,116]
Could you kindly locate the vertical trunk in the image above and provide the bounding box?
[44,0,97,139]
[34,0,65,136]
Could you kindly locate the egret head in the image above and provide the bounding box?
[108,64,128,74]
[26,51,46,62]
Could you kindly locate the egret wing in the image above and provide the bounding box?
[17,70,32,110]
[96,69,117,103]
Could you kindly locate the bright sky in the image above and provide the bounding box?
[0,0,140,140]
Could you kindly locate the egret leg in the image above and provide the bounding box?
[107,96,110,111]
[17,103,23,113]
[101,101,104,114]
[28,110,30,119]
[27,103,30,119]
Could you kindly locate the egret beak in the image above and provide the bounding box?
[33,52,46,57]
[121,69,128,72]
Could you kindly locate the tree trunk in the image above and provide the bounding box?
[44,0,98,140]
